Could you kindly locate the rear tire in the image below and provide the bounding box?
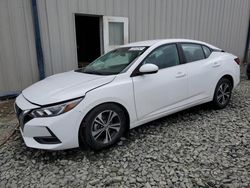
[212,77,232,109]
[79,103,126,150]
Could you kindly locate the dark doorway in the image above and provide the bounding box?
[75,15,101,68]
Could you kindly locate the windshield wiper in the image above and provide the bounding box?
[83,70,104,75]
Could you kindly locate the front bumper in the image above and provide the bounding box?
[15,94,83,150]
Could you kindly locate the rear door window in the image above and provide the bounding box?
[181,44,205,63]
[202,45,211,58]
[143,44,180,69]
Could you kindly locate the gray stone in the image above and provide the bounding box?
[136,177,144,183]
[89,179,100,186]
[145,182,152,188]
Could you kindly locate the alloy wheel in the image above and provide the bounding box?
[91,110,121,144]
[217,82,231,105]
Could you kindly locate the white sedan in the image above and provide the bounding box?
[15,39,240,150]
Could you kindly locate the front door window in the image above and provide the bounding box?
[143,44,180,69]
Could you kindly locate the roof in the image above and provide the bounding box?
[122,40,161,47]
[122,39,221,50]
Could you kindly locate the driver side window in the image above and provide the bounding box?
[143,44,180,69]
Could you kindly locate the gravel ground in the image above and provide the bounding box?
[0,76,250,188]
[0,99,17,144]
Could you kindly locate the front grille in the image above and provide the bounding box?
[15,103,22,117]
[23,114,33,125]
[15,103,33,131]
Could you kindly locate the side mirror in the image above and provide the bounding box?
[139,64,159,74]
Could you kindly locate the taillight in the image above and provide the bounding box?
[234,57,240,65]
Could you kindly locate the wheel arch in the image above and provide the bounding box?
[211,74,234,100]
[78,102,130,147]
[212,74,234,109]
[220,74,234,88]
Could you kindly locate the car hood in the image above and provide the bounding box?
[22,71,115,106]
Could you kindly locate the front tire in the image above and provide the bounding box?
[79,103,126,150]
[212,78,232,109]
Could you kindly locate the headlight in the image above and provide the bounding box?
[31,98,83,118]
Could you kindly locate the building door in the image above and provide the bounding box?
[75,15,128,68]
[75,15,102,68]
[103,16,129,53]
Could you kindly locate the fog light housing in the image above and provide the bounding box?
[33,127,61,144]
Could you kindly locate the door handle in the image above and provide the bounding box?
[212,62,220,68]
[176,72,186,78]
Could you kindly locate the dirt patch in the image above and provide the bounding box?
[0,99,18,144]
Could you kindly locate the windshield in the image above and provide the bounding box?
[75,47,147,75]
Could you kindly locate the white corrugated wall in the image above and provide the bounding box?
[36,0,250,76]
[0,0,249,95]
[0,0,39,95]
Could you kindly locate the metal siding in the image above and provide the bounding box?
[96,0,106,15]
[142,0,150,40]
[148,0,156,39]
[46,0,63,74]
[128,0,136,42]
[0,0,38,95]
[165,0,172,38]
[37,0,249,74]
[0,0,249,95]
[135,0,143,41]
[113,0,121,16]
[79,0,88,13]
[23,0,39,81]
[154,0,161,38]
[87,0,97,14]
[105,0,114,15]
[36,0,53,76]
